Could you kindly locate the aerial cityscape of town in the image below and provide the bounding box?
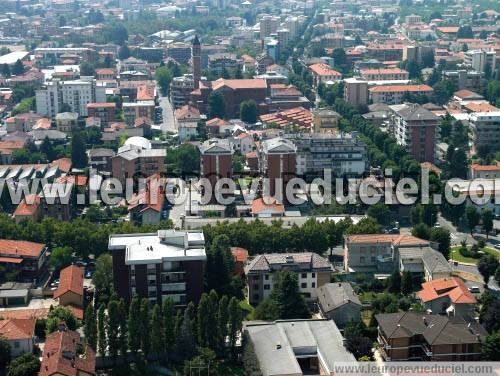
[0,0,499,374]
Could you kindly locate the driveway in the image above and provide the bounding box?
[158,92,176,134]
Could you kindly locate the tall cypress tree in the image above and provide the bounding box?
[71,132,88,168]
[150,304,164,358]
[228,297,242,358]
[162,298,175,353]
[139,298,151,357]
[84,303,97,349]
[207,290,219,350]
[176,308,196,361]
[197,293,210,347]
[185,302,197,346]
[97,304,107,356]
[217,295,229,356]
[107,300,120,361]
[128,296,141,354]
[118,298,128,357]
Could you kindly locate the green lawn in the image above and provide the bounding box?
[450,246,500,265]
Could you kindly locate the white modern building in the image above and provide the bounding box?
[35,79,106,118]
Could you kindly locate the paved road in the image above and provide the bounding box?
[158,93,176,134]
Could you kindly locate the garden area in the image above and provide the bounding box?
[450,242,500,265]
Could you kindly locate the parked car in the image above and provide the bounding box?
[468,286,480,293]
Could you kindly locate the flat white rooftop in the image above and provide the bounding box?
[109,230,206,265]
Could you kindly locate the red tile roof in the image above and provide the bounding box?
[454,89,481,99]
[231,247,249,262]
[53,265,84,299]
[212,78,267,91]
[437,26,459,33]
[86,102,116,109]
[0,318,35,340]
[0,239,45,258]
[309,63,342,77]
[50,158,72,173]
[0,308,49,319]
[418,277,476,304]
[471,162,500,172]
[40,330,96,376]
[251,198,285,215]
[346,234,429,246]
[58,175,88,186]
[369,84,433,93]
[13,194,40,217]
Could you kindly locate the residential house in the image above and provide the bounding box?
[175,105,201,142]
[369,84,433,105]
[316,282,361,327]
[417,277,477,317]
[40,328,96,376]
[13,194,41,224]
[55,112,78,134]
[250,198,285,217]
[53,265,84,319]
[397,246,452,281]
[245,252,332,305]
[376,312,486,361]
[0,239,48,282]
[0,319,35,357]
[309,63,342,87]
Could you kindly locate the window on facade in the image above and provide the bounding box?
[301,273,307,278]
[301,282,307,288]
[264,284,270,290]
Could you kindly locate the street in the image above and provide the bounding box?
[158,92,176,134]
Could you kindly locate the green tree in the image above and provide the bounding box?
[40,137,56,162]
[465,206,480,235]
[482,209,494,238]
[429,227,451,259]
[479,292,500,332]
[6,353,40,376]
[117,299,128,356]
[495,266,500,284]
[478,254,498,286]
[387,270,401,294]
[46,306,78,334]
[151,304,164,358]
[139,298,151,357]
[401,271,413,295]
[176,307,196,361]
[411,223,431,240]
[457,25,473,38]
[162,298,175,353]
[197,293,210,347]
[155,66,173,95]
[11,59,24,75]
[208,91,226,119]
[107,300,121,361]
[217,295,229,355]
[80,62,95,76]
[228,297,242,358]
[92,253,113,305]
[482,332,500,360]
[71,132,88,168]
[127,296,141,354]
[1,63,10,77]
[84,303,97,349]
[240,100,258,124]
[97,304,107,356]
[366,203,391,226]
[49,246,73,271]
[0,336,10,371]
[255,271,309,320]
[205,234,234,296]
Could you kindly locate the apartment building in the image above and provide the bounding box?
[376,312,486,361]
[344,234,429,272]
[55,112,78,133]
[199,138,233,203]
[259,14,280,40]
[170,74,195,109]
[389,103,439,163]
[260,137,296,200]
[464,49,496,74]
[469,111,500,152]
[122,101,155,126]
[312,108,340,133]
[111,137,166,185]
[35,79,106,118]
[86,102,116,127]
[208,53,241,75]
[309,63,342,87]
[343,77,368,106]
[359,68,409,81]
[109,230,206,306]
[283,132,368,178]
[245,253,332,305]
[0,239,48,282]
[369,84,433,104]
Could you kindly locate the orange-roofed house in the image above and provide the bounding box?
[13,194,41,224]
[175,104,201,142]
[359,67,409,81]
[470,162,500,179]
[40,328,96,376]
[206,117,232,138]
[369,84,433,104]
[308,63,342,87]
[53,265,84,310]
[95,68,116,80]
[344,234,429,272]
[0,318,36,356]
[231,247,249,277]
[418,277,476,317]
[251,198,285,217]
[0,239,47,281]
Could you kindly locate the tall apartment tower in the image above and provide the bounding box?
[192,35,201,90]
[343,78,368,106]
[199,138,233,203]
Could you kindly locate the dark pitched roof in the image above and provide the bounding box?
[375,312,487,346]
[317,282,361,313]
